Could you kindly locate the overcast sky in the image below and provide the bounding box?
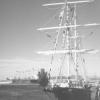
[0,0,100,80]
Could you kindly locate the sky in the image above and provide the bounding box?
[0,0,100,80]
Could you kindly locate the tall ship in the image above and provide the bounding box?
[37,0,100,100]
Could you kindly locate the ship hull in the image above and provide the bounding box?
[52,87,91,100]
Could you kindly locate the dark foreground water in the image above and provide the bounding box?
[0,84,56,100]
[0,84,99,100]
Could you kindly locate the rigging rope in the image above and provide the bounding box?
[50,5,66,65]
[57,54,67,82]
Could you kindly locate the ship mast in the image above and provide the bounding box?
[37,0,100,83]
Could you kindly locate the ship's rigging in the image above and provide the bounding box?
[37,0,100,87]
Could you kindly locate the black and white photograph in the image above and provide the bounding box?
[0,0,100,100]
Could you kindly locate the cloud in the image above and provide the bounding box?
[0,58,50,80]
[0,58,49,70]
[0,58,48,64]
[0,58,32,63]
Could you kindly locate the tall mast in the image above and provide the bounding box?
[66,0,70,78]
